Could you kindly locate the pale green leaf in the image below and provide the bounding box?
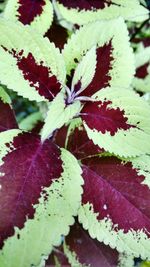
[0,148,83,267]
[0,18,66,102]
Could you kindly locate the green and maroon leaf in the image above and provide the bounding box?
[4,0,53,35]
[0,18,66,102]
[55,0,148,25]
[0,132,83,267]
[0,86,18,132]
[63,18,135,98]
[81,88,150,157]
[78,155,150,258]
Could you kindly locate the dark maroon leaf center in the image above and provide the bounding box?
[17,0,45,25]
[57,0,112,10]
[82,157,150,235]
[81,101,132,136]
[135,63,149,79]
[9,48,61,101]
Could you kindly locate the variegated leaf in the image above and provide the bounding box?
[63,18,135,98]
[19,112,43,132]
[0,86,18,132]
[133,45,150,93]
[4,0,53,35]
[0,18,66,102]
[78,154,150,259]
[0,132,83,267]
[54,0,149,25]
[81,88,150,157]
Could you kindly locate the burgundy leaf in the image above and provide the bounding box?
[45,22,68,51]
[81,101,133,136]
[57,0,113,10]
[53,124,104,160]
[0,99,18,132]
[17,0,45,25]
[81,156,150,235]
[0,133,63,248]
[135,63,149,79]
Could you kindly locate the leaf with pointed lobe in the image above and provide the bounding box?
[55,0,149,25]
[0,132,83,267]
[0,18,66,102]
[4,0,53,35]
[63,18,135,97]
[0,86,18,132]
[78,154,150,259]
[81,87,150,157]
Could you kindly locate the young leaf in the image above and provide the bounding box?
[63,18,135,97]
[78,155,150,259]
[54,0,149,25]
[0,18,66,102]
[0,132,83,267]
[0,86,18,132]
[81,88,150,157]
[4,0,53,35]
[133,46,150,93]
[41,92,81,141]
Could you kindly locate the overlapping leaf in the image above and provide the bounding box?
[0,18,66,102]
[0,86,18,132]
[78,154,150,259]
[0,132,83,267]
[4,0,53,35]
[54,0,149,25]
[133,45,150,93]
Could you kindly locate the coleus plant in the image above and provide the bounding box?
[0,1,150,267]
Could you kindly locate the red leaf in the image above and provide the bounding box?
[0,133,63,248]
[81,156,150,235]
[0,99,18,132]
[81,101,133,136]
[17,0,45,25]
